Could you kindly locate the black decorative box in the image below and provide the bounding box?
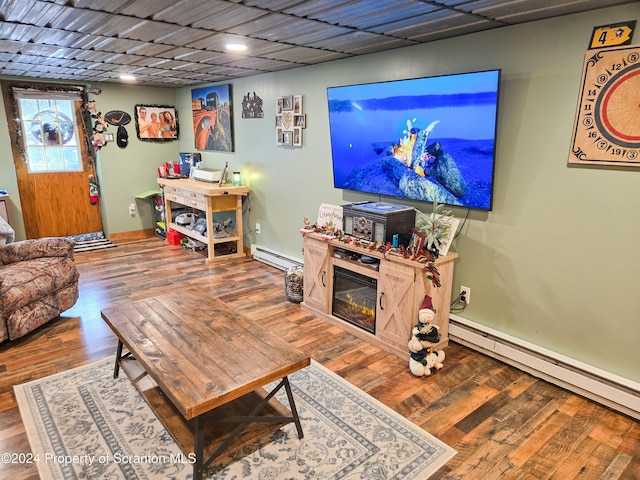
[342,202,415,243]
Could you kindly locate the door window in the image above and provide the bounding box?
[17,98,82,173]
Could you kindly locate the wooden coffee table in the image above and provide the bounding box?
[101,295,310,480]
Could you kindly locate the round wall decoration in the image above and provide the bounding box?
[104,110,131,126]
[569,45,640,166]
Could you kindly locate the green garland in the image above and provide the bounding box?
[302,223,441,288]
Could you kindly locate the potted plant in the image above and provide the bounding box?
[415,197,453,257]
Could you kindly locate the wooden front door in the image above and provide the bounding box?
[2,82,103,239]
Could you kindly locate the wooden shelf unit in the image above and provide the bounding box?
[157,178,249,262]
[301,232,457,359]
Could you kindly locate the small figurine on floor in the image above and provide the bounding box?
[408,295,446,376]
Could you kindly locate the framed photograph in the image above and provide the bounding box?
[294,114,306,128]
[293,95,302,114]
[293,127,302,146]
[282,131,293,146]
[191,84,234,151]
[276,127,283,144]
[409,229,426,254]
[135,104,179,141]
[282,95,293,111]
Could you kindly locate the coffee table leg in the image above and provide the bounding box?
[189,376,304,479]
[113,340,124,379]
[193,415,205,480]
[283,376,304,439]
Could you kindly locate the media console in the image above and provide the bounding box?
[301,232,457,359]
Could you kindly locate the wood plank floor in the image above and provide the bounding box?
[1,237,638,479]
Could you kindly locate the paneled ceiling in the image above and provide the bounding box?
[0,0,636,87]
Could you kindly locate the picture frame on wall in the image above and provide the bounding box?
[134,104,179,141]
[275,94,305,146]
[293,95,302,114]
[191,84,234,151]
[293,127,302,146]
[282,95,293,111]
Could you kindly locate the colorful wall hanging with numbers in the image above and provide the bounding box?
[569,44,640,166]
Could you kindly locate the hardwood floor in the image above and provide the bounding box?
[1,237,639,479]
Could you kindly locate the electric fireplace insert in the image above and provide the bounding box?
[332,266,377,334]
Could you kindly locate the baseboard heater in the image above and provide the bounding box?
[251,244,302,271]
[449,314,640,420]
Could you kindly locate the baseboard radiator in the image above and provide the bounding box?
[449,314,640,420]
[251,244,303,271]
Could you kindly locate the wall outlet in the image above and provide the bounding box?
[460,286,471,304]
[255,223,261,234]
[128,203,135,215]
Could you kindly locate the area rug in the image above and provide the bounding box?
[14,358,456,480]
[69,231,116,253]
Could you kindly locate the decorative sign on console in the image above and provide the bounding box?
[276,95,305,146]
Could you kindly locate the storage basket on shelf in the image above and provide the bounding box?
[285,266,304,303]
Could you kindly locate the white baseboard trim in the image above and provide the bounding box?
[449,314,640,420]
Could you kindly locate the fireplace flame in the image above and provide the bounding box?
[346,293,375,318]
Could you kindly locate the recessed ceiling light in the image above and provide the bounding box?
[119,74,136,81]
[226,43,247,52]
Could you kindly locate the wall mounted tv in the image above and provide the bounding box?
[327,69,500,211]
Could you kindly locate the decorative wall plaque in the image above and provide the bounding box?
[588,21,635,50]
[569,45,640,166]
[241,92,263,118]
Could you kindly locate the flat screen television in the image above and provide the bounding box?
[327,69,500,211]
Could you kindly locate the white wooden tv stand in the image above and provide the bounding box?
[300,232,457,359]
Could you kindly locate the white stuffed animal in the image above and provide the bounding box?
[418,294,436,324]
[410,323,441,348]
[409,347,446,376]
[408,295,445,376]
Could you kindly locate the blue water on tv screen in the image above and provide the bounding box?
[327,70,500,211]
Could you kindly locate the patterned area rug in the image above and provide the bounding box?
[15,358,455,479]
[69,231,117,253]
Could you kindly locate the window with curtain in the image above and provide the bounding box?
[13,88,83,173]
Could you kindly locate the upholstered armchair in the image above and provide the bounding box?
[0,237,79,343]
